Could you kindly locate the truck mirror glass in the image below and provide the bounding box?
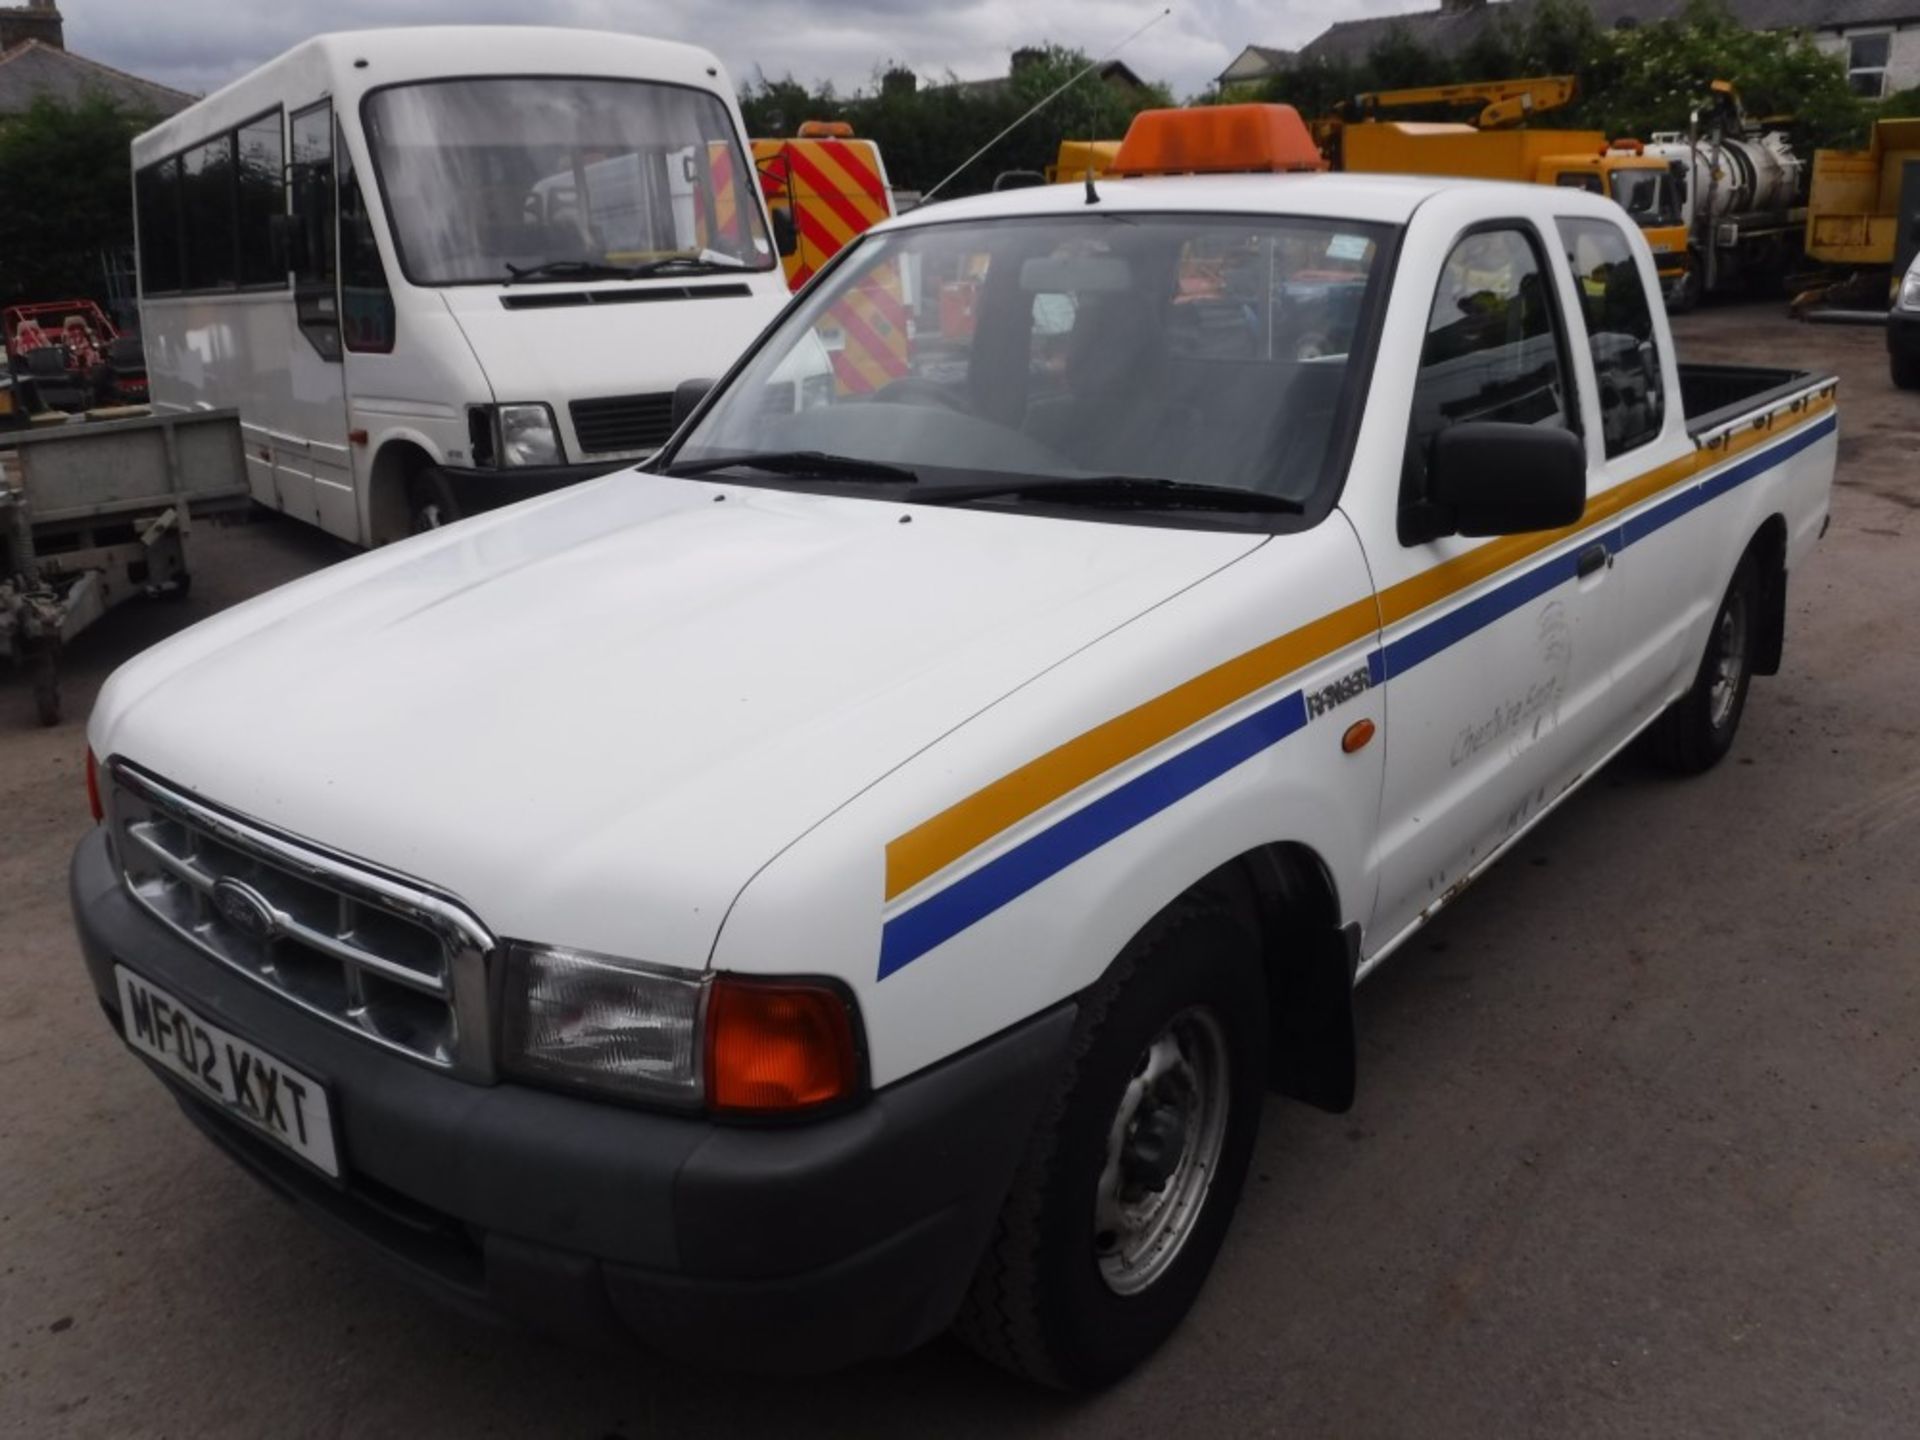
[1426,422,1586,537]
[771,207,797,258]
[672,377,715,430]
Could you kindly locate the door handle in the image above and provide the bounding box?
[1576,542,1609,579]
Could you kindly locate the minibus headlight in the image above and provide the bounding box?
[1900,271,1920,311]
[502,945,705,1106]
[501,945,865,1114]
[498,403,560,467]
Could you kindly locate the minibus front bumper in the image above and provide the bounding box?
[70,826,1074,1372]
[433,458,630,514]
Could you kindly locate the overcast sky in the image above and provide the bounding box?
[66,0,1417,105]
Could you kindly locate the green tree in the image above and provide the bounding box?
[0,96,147,310]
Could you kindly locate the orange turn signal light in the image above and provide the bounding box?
[86,747,103,823]
[1341,718,1376,755]
[706,976,861,1114]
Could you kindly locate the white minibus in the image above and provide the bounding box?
[131,27,792,545]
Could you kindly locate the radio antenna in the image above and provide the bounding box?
[919,6,1172,205]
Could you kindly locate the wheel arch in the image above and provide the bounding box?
[366,436,438,548]
[1173,840,1359,1114]
[1746,512,1789,677]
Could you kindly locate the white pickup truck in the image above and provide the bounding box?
[71,107,1837,1389]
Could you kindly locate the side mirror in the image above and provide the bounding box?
[770,207,797,258]
[1420,422,1586,539]
[672,377,715,430]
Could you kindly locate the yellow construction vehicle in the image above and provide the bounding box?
[1804,118,1920,271]
[1320,77,1691,302]
[1045,139,1122,184]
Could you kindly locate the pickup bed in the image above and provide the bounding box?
[71,120,1836,1389]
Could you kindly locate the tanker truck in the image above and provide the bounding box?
[1642,81,1807,308]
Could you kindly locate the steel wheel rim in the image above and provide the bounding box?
[1708,587,1748,730]
[1094,1006,1231,1297]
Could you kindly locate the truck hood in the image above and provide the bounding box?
[91,475,1264,969]
[439,281,787,455]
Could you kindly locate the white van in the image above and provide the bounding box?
[130,28,791,545]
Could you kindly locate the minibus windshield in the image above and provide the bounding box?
[669,213,1393,512]
[363,77,775,286]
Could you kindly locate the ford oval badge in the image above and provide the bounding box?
[212,877,278,942]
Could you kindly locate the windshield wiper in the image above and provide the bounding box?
[666,450,920,483]
[918,475,1304,514]
[503,252,752,285]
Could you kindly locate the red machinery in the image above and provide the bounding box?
[3,299,147,413]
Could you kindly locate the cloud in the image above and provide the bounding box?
[62,0,1421,104]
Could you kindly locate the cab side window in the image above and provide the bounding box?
[1557,217,1665,457]
[1408,226,1576,462]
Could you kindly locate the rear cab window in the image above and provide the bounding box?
[1557,216,1666,456]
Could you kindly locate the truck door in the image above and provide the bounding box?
[1363,221,1618,952]
[276,100,353,535]
[1554,215,1696,730]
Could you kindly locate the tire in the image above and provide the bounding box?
[30,645,61,726]
[1649,553,1759,774]
[1892,350,1920,392]
[951,900,1268,1389]
[406,470,461,535]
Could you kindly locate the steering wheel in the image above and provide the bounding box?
[872,377,971,412]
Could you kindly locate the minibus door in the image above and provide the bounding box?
[281,101,353,535]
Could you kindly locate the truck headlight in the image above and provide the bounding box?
[497,403,560,467]
[501,944,864,1114]
[1900,272,1920,311]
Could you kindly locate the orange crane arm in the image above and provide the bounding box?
[1347,75,1577,129]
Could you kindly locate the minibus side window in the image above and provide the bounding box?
[291,101,340,362]
[338,128,395,354]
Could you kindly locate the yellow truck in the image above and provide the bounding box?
[1338,122,1690,296]
[1804,117,1920,270]
[1045,139,1122,184]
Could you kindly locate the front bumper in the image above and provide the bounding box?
[70,827,1074,1371]
[432,458,631,514]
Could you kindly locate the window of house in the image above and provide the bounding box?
[1557,216,1665,457]
[1848,31,1892,98]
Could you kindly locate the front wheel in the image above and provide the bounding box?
[951,901,1268,1388]
[1649,554,1758,774]
[1892,349,1920,392]
[406,470,461,536]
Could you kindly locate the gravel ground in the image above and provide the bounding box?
[2,302,1917,1438]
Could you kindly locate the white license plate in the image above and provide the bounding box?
[116,966,339,1178]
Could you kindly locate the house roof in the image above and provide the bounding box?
[1216,44,1296,84]
[0,38,193,117]
[1297,0,1920,68]
[934,58,1150,98]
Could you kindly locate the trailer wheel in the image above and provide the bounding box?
[29,646,60,726]
[952,900,1267,1389]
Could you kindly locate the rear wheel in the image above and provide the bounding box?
[1892,349,1920,392]
[1649,553,1758,774]
[952,901,1267,1389]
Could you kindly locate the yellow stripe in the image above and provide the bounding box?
[884,387,1836,902]
[803,140,889,224]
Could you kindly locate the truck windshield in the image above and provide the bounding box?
[1611,168,1679,228]
[363,78,774,286]
[670,213,1392,509]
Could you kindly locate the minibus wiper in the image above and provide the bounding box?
[501,259,647,284]
[918,475,1304,513]
[626,253,754,277]
[666,450,920,483]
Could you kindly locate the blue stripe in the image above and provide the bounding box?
[878,409,1834,978]
[877,689,1308,978]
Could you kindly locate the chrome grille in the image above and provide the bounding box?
[569,392,676,457]
[109,761,496,1079]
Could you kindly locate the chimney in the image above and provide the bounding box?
[0,1,64,50]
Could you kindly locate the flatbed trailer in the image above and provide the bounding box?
[1,408,246,725]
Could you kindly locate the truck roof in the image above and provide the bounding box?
[888,171,1515,231]
[886,168,1649,238]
